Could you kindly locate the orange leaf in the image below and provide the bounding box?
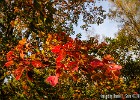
[31,60,42,68]
[103,55,114,61]
[19,38,26,45]
[20,50,24,59]
[16,44,23,51]
[5,60,14,67]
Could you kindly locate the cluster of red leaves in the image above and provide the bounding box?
[90,55,122,80]
[46,41,79,86]
[4,38,44,81]
[45,33,122,87]
[4,33,122,87]
[5,51,15,67]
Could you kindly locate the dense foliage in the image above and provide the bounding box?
[0,0,140,99]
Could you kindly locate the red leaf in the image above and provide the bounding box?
[23,60,30,65]
[5,60,14,67]
[14,66,25,80]
[68,61,76,66]
[63,42,73,49]
[90,59,103,69]
[46,76,58,87]
[110,64,122,70]
[52,45,61,53]
[6,51,14,61]
[7,51,14,56]
[56,54,63,62]
[32,60,42,68]
[56,62,65,69]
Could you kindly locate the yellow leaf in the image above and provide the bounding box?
[52,39,57,42]
[46,41,49,45]
[41,50,44,55]
[30,54,36,60]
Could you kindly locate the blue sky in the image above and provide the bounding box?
[72,0,120,41]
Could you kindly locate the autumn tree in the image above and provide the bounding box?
[0,0,106,73]
[0,0,105,81]
[0,0,111,99]
[1,0,136,99]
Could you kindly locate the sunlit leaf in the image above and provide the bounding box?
[51,45,61,53]
[19,38,26,45]
[5,60,14,67]
[46,76,58,87]
[20,50,24,59]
